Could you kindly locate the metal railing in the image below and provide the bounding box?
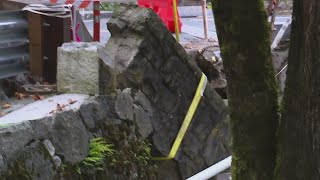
[0,10,29,78]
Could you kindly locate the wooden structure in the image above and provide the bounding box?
[28,13,71,83]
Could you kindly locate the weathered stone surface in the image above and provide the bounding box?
[4,141,55,180]
[216,173,232,180]
[0,154,4,170]
[134,91,153,115]
[115,88,134,121]
[78,97,106,130]
[99,5,230,179]
[51,110,89,164]
[57,42,102,95]
[29,117,54,139]
[52,156,62,168]
[156,160,181,180]
[134,104,153,139]
[43,139,55,156]
[0,122,34,161]
[0,86,8,101]
[0,94,89,125]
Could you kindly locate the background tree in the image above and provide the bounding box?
[211,0,279,179]
[212,0,320,179]
[276,0,320,179]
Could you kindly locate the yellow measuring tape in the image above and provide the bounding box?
[153,73,208,160]
[172,0,180,42]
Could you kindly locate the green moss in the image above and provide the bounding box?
[0,124,12,128]
[106,140,157,179]
[102,122,157,179]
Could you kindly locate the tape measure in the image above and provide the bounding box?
[153,73,208,160]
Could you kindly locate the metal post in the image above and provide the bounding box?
[93,0,100,42]
[72,6,77,41]
[172,0,180,42]
[201,0,208,39]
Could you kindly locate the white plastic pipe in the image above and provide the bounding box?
[187,156,232,180]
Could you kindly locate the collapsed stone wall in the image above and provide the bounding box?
[99,4,230,179]
[0,4,230,180]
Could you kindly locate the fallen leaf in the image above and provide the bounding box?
[32,94,44,101]
[2,104,11,109]
[61,104,67,108]
[15,92,29,100]
[56,103,66,111]
[68,99,77,104]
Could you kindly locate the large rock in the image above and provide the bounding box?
[51,110,89,165]
[57,42,102,95]
[99,5,230,179]
[4,141,56,180]
[78,96,107,130]
[0,122,34,164]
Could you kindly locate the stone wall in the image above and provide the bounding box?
[0,93,157,179]
[99,4,230,179]
[0,4,230,180]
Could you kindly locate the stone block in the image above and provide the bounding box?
[57,42,102,95]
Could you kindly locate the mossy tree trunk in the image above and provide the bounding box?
[276,0,320,179]
[211,0,279,179]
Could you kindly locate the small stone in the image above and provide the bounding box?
[43,139,55,156]
[134,105,153,139]
[53,156,62,168]
[115,89,134,121]
[134,91,153,115]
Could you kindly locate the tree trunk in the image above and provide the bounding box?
[211,0,279,179]
[276,0,320,179]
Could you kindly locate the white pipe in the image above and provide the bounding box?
[187,156,232,180]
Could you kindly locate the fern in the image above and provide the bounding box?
[79,138,114,173]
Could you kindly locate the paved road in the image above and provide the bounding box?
[83,14,291,45]
[83,15,219,44]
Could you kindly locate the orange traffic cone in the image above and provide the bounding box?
[138,0,182,33]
